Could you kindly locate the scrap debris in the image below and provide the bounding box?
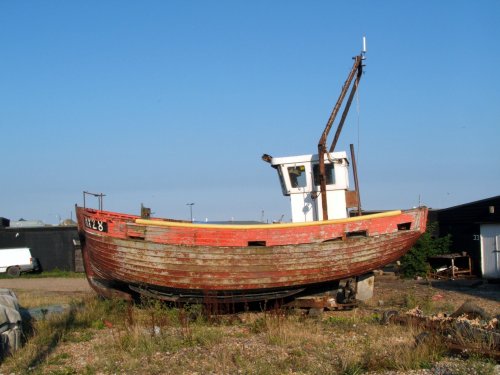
[382,300,500,360]
[428,253,473,280]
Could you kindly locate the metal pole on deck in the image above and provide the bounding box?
[350,144,362,216]
[186,203,194,222]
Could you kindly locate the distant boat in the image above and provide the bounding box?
[76,44,428,303]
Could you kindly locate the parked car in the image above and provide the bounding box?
[0,248,39,277]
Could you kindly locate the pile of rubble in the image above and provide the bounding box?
[382,300,500,360]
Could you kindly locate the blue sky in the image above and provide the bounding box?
[1,1,499,224]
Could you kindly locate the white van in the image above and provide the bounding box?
[0,248,39,277]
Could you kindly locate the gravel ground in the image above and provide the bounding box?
[370,275,500,318]
[0,275,498,374]
[0,274,497,315]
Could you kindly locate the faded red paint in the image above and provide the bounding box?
[76,206,428,301]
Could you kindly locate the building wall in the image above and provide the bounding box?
[0,226,79,272]
[435,196,500,277]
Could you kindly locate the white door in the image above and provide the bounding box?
[480,224,500,279]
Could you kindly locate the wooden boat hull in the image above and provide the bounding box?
[76,206,428,302]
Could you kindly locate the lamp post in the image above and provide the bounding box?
[186,203,195,222]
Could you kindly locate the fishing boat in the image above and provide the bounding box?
[76,44,428,303]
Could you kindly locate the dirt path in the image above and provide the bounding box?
[0,277,92,293]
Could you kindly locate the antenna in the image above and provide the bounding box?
[362,36,367,56]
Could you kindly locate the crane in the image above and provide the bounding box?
[317,41,366,220]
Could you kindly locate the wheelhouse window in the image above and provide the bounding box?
[313,163,335,186]
[287,165,307,188]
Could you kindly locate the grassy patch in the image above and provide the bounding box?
[14,291,79,309]
[0,294,496,374]
[0,269,85,279]
[27,270,85,278]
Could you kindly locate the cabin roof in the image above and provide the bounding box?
[271,151,348,166]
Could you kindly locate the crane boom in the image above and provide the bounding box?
[317,53,364,220]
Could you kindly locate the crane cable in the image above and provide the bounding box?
[356,86,361,163]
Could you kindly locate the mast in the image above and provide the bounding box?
[317,41,365,220]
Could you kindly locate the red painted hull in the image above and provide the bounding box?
[76,206,427,302]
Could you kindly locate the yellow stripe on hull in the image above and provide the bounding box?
[135,210,403,230]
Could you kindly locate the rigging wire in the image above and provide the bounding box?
[356,86,361,162]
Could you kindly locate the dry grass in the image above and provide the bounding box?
[9,291,81,309]
[0,290,497,375]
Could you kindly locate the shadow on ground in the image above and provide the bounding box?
[428,279,500,305]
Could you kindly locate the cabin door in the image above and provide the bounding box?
[480,224,500,279]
